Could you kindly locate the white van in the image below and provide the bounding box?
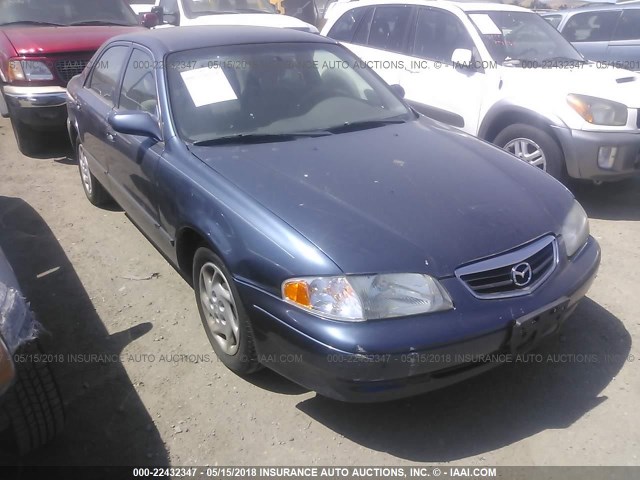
[322,0,640,182]
[131,0,318,32]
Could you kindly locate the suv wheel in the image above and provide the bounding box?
[2,342,65,454]
[494,124,566,182]
[193,248,261,375]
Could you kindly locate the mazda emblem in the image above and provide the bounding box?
[511,262,533,287]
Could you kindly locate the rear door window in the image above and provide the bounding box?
[562,11,620,42]
[326,7,368,43]
[366,5,413,54]
[612,10,640,41]
[88,46,130,106]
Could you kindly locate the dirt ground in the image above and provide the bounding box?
[0,116,638,467]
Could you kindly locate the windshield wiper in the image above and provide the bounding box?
[326,118,406,134]
[68,20,133,26]
[191,131,330,146]
[1,20,64,26]
[234,8,272,13]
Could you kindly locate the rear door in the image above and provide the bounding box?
[77,44,131,188]
[559,10,620,62]
[608,9,640,71]
[108,46,165,243]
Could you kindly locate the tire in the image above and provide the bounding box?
[10,117,46,157]
[193,247,261,375]
[76,140,111,207]
[2,342,65,454]
[494,123,567,182]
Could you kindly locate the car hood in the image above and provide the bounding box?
[190,119,574,278]
[1,25,143,56]
[499,63,640,108]
[177,13,317,32]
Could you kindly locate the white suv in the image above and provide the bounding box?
[133,0,317,32]
[321,0,640,182]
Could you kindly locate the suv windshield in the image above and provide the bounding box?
[468,11,584,66]
[167,43,413,144]
[183,0,276,15]
[0,0,139,26]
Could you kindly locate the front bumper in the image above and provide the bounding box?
[3,85,68,129]
[556,126,640,181]
[238,236,601,402]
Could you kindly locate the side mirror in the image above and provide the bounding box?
[150,6,164,24]
[108,112,161,141]
[451,48,474,69]
[141,12,159,29]
[390,84,405,99]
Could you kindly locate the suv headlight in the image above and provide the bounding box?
[8,59,54,82]
[283,273,453,321]
[567,94,628,126]
[562,200,590,257]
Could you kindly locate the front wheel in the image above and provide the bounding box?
[193,248,261,375]
[1,342,65,454]
[494,124,567,182]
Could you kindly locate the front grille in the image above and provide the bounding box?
[456,236,557,299]
[55,59,89,84]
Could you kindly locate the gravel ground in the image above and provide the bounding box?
[0,116,638,467]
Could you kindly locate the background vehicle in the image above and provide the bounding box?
[67,26,599,402]
[0,0,144,156]
[134,0,318,32]
[322,0,640,183]
[542,4,640,71]
[0,246,64,454]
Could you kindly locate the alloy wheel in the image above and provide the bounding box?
[198,262,240,355]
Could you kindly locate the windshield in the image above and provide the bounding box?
[166,43,413,144]
[0,0,139,26]
[468,11,584,66]
[183,0,276,15]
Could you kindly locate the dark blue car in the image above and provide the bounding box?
[66,26,600,402]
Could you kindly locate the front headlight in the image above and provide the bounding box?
[567,94,628,126]
[8,59,54,82]
[283,273,453,321]
[562,200,590,257]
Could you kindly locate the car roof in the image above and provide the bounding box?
[327,0,529,15]
[107,25,334,55]
[542,2,640,14]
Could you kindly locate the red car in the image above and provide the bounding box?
[0,0,146,156]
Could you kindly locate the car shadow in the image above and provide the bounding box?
[0,196,169,466]
[297,298,631,462]
[573,178,640,221]
[243,368,310,396]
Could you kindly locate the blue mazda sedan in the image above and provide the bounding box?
[67,26,600,402]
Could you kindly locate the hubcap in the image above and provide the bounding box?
[78,144,93,195]
[504,138,547,171]
[199,262,240,356]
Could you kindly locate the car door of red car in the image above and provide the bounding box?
[107,46,165,245]
[78,44,131,188]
